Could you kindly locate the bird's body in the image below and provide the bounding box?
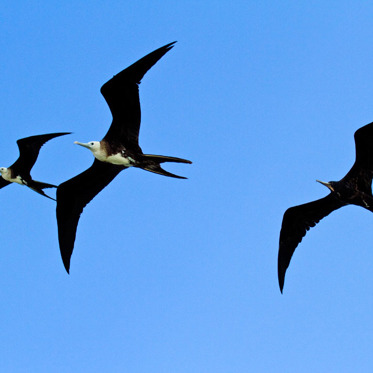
[0,168,26,185]
[74,140,135,166]
[278,122,373,292]
[0,133,70,200]
[321,180,373,210]
[99,152,134,166]
[57,41,191,273]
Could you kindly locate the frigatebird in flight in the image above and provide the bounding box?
[57,41,191,273]
[278,122,373,292]
[0,133,70,200]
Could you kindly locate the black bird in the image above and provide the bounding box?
[57,42,191,273]
[0,133,70,200]
[278,122,373,293]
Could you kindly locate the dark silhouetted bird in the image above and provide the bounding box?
[278,122,373,292]
[57,41,191,273]
[0,133,70,200]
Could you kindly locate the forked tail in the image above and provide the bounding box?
[32,180,57,189]
[142,154,192,164]
[140,154,192,179]
[28,180,57,201]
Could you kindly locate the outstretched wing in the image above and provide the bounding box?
[56,159,125,273]
[278,194,345,292]
[342,122,373,193]
[11,132,71,176]
[100,42,176,150]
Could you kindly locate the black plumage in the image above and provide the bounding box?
[57,42,191,273]
[278,122,373,292]
[0,133,70,200]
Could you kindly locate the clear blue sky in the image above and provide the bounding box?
[1,1,373,372]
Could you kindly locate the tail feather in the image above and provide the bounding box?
[141,164,187,179]
[32,180,57,189]
[142,154,192,164]
[28,180,57,201]
[28,186,56,201]
[138,154,191,179]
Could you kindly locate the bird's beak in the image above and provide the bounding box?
[316,180,334,192]
[74,141,90,149]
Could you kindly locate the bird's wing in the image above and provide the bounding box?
[342,122,373,192]
[100,42,176,149]
[56,159,125,273]
[11,132,71,176]
[278,194,345,292]
[352,122,373,170]
[0,177,10,189]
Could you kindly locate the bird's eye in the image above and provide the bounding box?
[91,142,94,146]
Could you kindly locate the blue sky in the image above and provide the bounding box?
[1,1,373,372]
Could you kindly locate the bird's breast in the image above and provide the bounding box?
[95,152,134,167]
[1,171,26,185]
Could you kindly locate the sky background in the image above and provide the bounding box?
[1,1,373,372]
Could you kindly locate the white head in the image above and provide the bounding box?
[0,167,7,174]
[74,141,101,155]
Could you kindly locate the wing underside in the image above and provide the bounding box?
[100,42,176,149]
[278,194,345,292]
[56,159,125,273]
[11,132,70,176]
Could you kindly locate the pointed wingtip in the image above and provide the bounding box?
[154,41,177,56]
[47,132,72,138]
[166,41,177,48]
[63,260,70,274]
[159,41,177,56]
[278,266,285,293]
[278,280,284,294]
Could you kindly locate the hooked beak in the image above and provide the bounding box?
[316,180,334,192]
[74,141,90,149]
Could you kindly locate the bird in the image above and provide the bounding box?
[56,41,191,273]
[0,132,70,200]
[278,122,373,293]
